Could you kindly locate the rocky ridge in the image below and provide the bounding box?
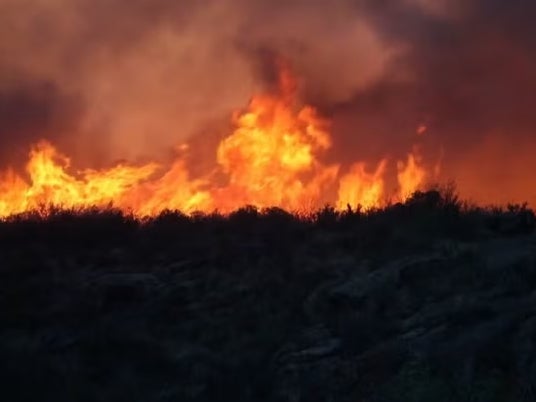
[1,192,535,401]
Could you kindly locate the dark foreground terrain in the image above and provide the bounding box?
[1,191,536,402]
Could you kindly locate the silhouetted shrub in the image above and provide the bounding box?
[1,187,535,402]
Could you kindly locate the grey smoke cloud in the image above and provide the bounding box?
[330,0,536,204]
[0,0,392,162]
[0,0,535,204]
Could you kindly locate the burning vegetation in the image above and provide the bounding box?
[0,65,430,219]
[2,2,536,401]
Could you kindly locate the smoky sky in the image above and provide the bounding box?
[1,0,535,203]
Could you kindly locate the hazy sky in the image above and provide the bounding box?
[1,0,535,204]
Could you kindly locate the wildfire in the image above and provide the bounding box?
[0,66,430,219]
[214,73,337,211]
[337,160,387,211]
[397,150,427,201]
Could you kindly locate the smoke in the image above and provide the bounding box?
[1,0,535,203]
[330,0,536,204]
[0,77,84,168]
[0,0,391,161]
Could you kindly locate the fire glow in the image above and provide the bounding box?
[0,66,429,218]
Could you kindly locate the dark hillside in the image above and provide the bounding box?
[1,191,536,401]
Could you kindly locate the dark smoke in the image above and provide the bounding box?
[0,78,84,169]
[328,0,536,204]
[0,0,535,204]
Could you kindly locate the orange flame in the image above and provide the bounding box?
[214,70,336,212]
[0,141,157,217]
[0,66,433,218]
[336,160,387,210]
[397,151,427,201]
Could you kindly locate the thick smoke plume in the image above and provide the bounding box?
[1,0,535,205]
